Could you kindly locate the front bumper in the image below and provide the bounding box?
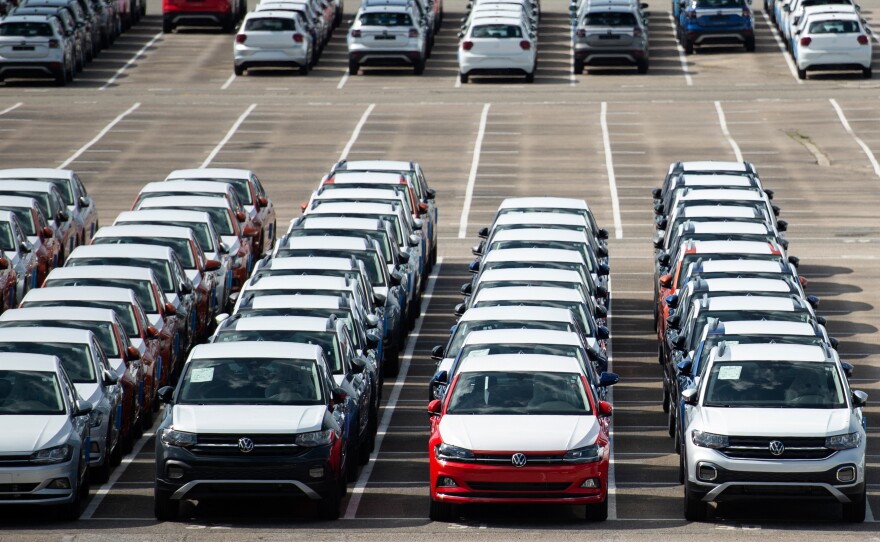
[0,461,77,505]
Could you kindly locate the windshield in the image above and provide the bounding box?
[0,320,119,357]
[289,230,392,264]
[0,208,36,236]
[45,277,158,313]
[490,240,594,273]
[0,222,14,252]
[0,191,51,219]
[675,254,783,289]
[447,320,572,359]
[0,342,94,383]
[695,334,825,378]
[0,370,64,414]
[177,358,323,405]
[23,300,138,338]
[93,237,195,269]
[458,343,587,368]
[66,257,174,292]
[696,0,743,7]
[214,330,342,373]
[704,360,845,408]
[277,249,385,287]
[118,220,214,252]
[446,371,591,415]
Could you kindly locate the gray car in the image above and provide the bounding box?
[574,4,649,73]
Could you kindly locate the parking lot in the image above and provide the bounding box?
[0,0,879,537]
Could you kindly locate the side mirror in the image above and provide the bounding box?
[351,356,366,373]
[398,250,410,264]
[651,187,662,199]
[806,294,820,309]
[673,333,687,350]
[788,255,800,268]
[431,344,445,360]
[164,302,177,316]
[765,188,775,200]
[656,217,668,230]
[418,202,429,215]
[365,329,381,347]
[817,315,827,325]
[666,293,679,309]
[682,388,698,406]
[460,282,472,296]
[102,370,119,387]
[594,305,607,319]
[79,196,90,208]
[409,234,421,247]
[471,242,484,256]
[157,386,175,404]
[204,259,222,272]
[597,246,609,257]
[598,263,610,276]
[332,387,347,405]
[374,291,387,304]
[180,281,193,295]
[146,325,160,338]
[74,399,93,417]
[42,226,54,238]
[777,219,788,232]
[841,361,852,378]
[454,303,465,317]
[236,210,247,222]
[654,202,665,215]
[598,400,613,417]
[428,398,442,416]
[57,209,70,222]
[366,314,380,328]
[657,254,671,268]
[598,372,619,388]
[596,286,608,298]
[412,219,423,231]
[257,196,268,207]
[242,225,259,237]
[667,313,680,329]
[468,259,479,274]
[771,205,781,217]
[829,337,839,350]
[300,201,308,213]
[390,270,403,286]
[0,258,7,270]
[19,241,32,254]
[477,227,489,239]
[676,359,693,375]
[126,345,141,361]
[426,188,436,199]
[596,326,610,341]
[852,390,867,408]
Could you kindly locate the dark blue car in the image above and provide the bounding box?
[678,0,755,53]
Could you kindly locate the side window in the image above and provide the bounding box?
[191,240,206,269]
[252,176,267,199]
[92,340,110,375]
[74,175,88,198]
[59,370,78,409]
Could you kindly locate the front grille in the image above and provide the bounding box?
[187,482,309,498]
[719,485,834,499]
[0,483,38,493]
[0,455,32,467]
[472,453,565,466]
[191,434,305,457]
[190,463,312,481]
[721,437,832,460]
[466,482,572,492]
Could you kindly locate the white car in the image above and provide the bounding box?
[347,4,427,75]
[0,15,75,85]
[458,16,536,83]
[234,11,313,76]
[793,12,871,79]
[681,342,867,522]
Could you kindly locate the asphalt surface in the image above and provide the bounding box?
[0,0,879,538]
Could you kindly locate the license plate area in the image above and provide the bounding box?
[598,34,620,40]
[374,35,396,40]
[12,46,35,51]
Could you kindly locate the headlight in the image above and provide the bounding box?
[435,443,474,462]
[563,444,603,463]
[826,432,861,450]
[30,444,73,464]
[295,429,334,447]
[691,430,728,449]
[89,410,104,428]
[159,428,197,448]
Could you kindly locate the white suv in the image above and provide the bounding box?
[0,14,75,85]
[681,342,867,522]
[347,4,427,74]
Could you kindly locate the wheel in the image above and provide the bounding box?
[683,482,707,521]
[864,67,872,79]
[345,444,359,482]
[92,447,111,484]
[745,37,755,52]
[667,402,676,438]
[234,64,244,76]
[316,484,341,520]
[637,60,648,74]
[413,59,425,75]
[678,444,685,484]
[162,19,172,33]
[574,59,584,74]
[383,341,400,378]
[349,59,359,75]
[57,463,88,521]
[797,67,806,79]
[584,497,608,521]
[140,400,153,431]
[684,38,694,54]
[75,49,84,72]
[54,66,67,86]
[842,488,866,522]
[459,72,468,83]
[299,60,309,75]
[429,499,457,522]
[524,71,534,83]
[154,488,179,521]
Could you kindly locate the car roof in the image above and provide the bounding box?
[22,285,137,303]
[712,320,816,336]
[804,11,859,21]
[248,275,349,290]
[245,10,300,18]
[283,236,372,251]
[715,343,828,363]
[679,221,770,234]
[0,306,118,323]
[69,244,175,260]
[191,341,322,360]
[490,228,588,243]
[0,353,61,372]
[45,266,156,281]
[0,210,16,223]
[330,171,403,184]
[137,196,231,208]
[315,188,403,201]
[115,210,213,224]
[457,354,582,374]
[0,180,55,191]
[493,212,586,226]
[679,189,765,202]
[93,224,195,240]
[459,306,573,323]
[483,248,585,263]
[478,268,583,282]
[687,240,777,253]
[695,277,794,293]
[309,202,397,214]
[461,329,581,346]
[473,286,583,303]
[677,174,756,186]
[470,15,528,23]
[0,168,72,180]
[0,327,92,343]
[680,161,749,172]
[704,296,798,311]
[342,160,413,171]
[222,315,331,332]
[262,256,355,271]
[359,5,412,14]
[299,216,384,231]
[680,205,763,218]
[0,195,40,209]
[696,260,784,273]
[244,294,346,310]
[141,181,233,194]
[166,168,252,180]
[0,14,55,23]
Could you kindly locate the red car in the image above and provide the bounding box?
[162,0,244,33]
[427,353,611,522]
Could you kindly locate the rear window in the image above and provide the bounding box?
[808,19,859,33]
[584,12,637,26]
[245,17,297,31]
[696,0,742,7]
[471,24,523,38]
[0,22,54,36]
[359,12,412,26]
[93,237,195,269]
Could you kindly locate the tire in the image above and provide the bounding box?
[299,60,309,75]
[745,37,755,52]
[429,499,457,522]
[75,49,84,73]
[637,60,648,74]
[140,401,153,431]
[345,444,359,482]
[667,403,676,438]
[584,497,608,521]
[384,341,400,378]
[234,64,244,76]
[842,488,866,522]
[459,72,468,83]
[54,66,67,86]
[57,463,88,521]
[574,59,584,74]
[525,71,534,83]
[797,67,806,79]
[661,376,670,413]
[678,444,685,484]
[154,488,179,521]
[864,67,872,79]
[349,59,359,75]
[316,484,341,520]
[413,59,425,75]
[92,448,112,484]
[683,483,707,521]
[684,38,694,54]
[162,19,172,33]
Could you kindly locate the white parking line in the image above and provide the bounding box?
[81,430,156,519]
[458,103,491,239]
[830,98,880,178]
[759,11,802,84]
[0,102,23,116]
[600,102,623,239]
[58,102,140,168]
[337,72,350,90]
[714,101,744,163]
[220,73,236,90]
[339,103,375,161]
[667,13,693,86]
[100,32,163,90]
[344,258,443,519]
[200,103,257,168]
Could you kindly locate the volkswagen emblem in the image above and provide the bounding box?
[768,440,785,456]
[238,437,255,453]
[511,453,527,467]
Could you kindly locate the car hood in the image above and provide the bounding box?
[171,404,325,433]
[699,407,851,437]
[73,383,101,405]
[0,416,69,453]
[439,414,599,451]
[108,356,126,377]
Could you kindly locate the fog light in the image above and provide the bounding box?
[836,466,856,483]
[90,441,100,453]
[167,466,185,480]
[580,478,600,489]
[436,476,457,488]
[698,463,717,482]
[47,478,71,489]
[309,466,325,479]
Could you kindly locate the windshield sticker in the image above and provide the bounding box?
[718,366,742,380]
[465,348,491,358]
[190,367,214,383]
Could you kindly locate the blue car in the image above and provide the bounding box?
[679,0,755,53]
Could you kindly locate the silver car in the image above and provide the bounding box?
[234,11,314,76]
[0,14,75,84]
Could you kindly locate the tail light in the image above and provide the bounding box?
[519,40,531,50]
[800,36,811,46]
[293,32,304,42]
[576,28,585,38]
[857,35,868,45]
[48,39,59,48]
[462,40,473,50]
[351,29,361,38]
[235,34,246,43]
[409,28,419,38]
[633,27,642,37]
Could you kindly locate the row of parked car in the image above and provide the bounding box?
[652,160,868,522]
[426,197,617,522]
[0,167,277,518]
[456,0,539,82]
[571,0,650,74]
[0,0,146,85]
[769,0,872,78]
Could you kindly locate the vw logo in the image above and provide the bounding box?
[238,437,255,453]
[768,440,785,456]
[511,453,527,467]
